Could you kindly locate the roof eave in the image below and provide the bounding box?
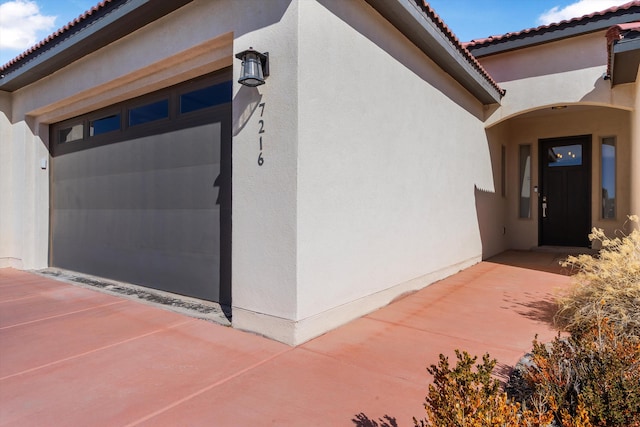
[365,0,502,105]
[0,0,194,92]
[611,35,640,85]
[469,11,640,58]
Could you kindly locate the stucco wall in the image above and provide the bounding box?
[479,124,509,258]
[292,0,495,336]
[0,88,50,270]
[230,0,300,335]
[0,91,21,268]
[481,32,634,126]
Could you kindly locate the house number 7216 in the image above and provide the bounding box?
[257,102,265,166]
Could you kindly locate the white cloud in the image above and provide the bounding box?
[0,0,56,50]
[538,0,630,25]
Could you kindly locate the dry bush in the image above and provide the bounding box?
[523,321,640,426]
[556,215,640,339]
[415,218,640,426]
[415,350,559,427]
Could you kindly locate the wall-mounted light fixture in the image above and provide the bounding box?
[235,48,269,87]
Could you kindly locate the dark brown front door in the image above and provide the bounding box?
[539,135,591,247]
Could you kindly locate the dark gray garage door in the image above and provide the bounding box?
[50,71,231,304]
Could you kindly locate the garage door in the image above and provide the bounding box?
[50,71,232,304]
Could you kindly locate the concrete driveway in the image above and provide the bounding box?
[0,251,572,426]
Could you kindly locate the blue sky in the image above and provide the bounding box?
[0,0,632,66]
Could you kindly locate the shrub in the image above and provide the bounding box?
[556,215,640,339]
[416,217,640,426]
[522,320,640,426]
[414,350,556,427]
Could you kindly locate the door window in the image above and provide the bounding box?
[547,144,582,167]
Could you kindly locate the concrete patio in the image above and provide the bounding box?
[0,250,574,426]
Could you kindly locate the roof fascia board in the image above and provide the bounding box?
[611,36,640,84]
[365,0,502,104]
[470,13,640,58]
[0,0,193,92]
[614,34,640,53]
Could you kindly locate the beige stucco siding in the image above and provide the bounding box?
[291,0,495,334]
[230,0,300,331]
[0,91,22,268]
[482,32,634,126]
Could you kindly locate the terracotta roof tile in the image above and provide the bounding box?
[464,0,640,49]
[610,21,640,31]
[1,0,116,71]
[417,1,505,96]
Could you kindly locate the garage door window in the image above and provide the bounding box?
[90,113,121,136]
[52,69,232,149]
[180,81,232,114]
[59,123,84,143]
[129,99,169,127]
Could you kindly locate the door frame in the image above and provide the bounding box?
[538,134,592,247]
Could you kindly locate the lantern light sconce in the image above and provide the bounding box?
[235,48,269,87]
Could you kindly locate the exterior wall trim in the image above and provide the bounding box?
[233,255,480,345]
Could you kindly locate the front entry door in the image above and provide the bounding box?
[539,135,591,247]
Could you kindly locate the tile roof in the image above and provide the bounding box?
[416,1,505,96]
[464,0,640,49]
[608,21,640,31]
[1,0,117,71]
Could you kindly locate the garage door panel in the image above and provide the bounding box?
[51,92,230,303]
[51,229,220,301]
[53,124,220,183]
[53,163,219,210]
[53,209,219,255]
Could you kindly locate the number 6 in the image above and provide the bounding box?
[258,152,264,166]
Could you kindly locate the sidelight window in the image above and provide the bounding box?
[601,137,616,219]
[518,145,531,218]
